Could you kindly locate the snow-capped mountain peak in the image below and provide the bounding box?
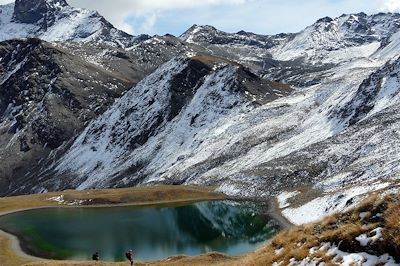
[180,24,224,44]
[0,0,133,47]
[270,12,400,64]
[180,23,280,48]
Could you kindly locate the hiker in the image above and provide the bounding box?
[125,249,134,265]
[92,251,99,261]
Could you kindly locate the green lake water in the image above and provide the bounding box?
[0,201,278,261]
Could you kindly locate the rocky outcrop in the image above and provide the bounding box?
[13,0,68,25]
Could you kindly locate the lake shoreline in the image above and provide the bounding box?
[0,229,43,261]
[0,185,293,265]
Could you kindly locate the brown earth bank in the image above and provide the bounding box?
[0,185,226,215]
[0,186,399,266]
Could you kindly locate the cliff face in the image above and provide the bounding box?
[13,0,68,25]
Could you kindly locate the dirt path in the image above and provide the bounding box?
[0,230,41,261]
[268,198,293,229]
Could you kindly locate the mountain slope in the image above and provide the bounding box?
[0,33,206,196]
[35,26,400,220]
[30,54,291,193]
[237,57,400,223]
[0,38,141,195]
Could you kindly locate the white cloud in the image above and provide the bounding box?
[139,12,157,33]
[122,0,246,10]
[67,0,246,34]
[0,0,12,4]
[378,0,400,12]
[65,0,389,36]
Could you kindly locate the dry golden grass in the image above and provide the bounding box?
[0,234,33,266]
[236,193,400,266]
[0,185,224,215]
[23,252,237,266]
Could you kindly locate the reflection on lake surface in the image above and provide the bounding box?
[0,201,278,261]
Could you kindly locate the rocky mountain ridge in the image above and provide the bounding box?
[0,0,203,195]
[181,12,400,64]
[181,13,400,87]
[0,38,138,195]
[30,55,291,193]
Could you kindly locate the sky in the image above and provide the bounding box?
[1,0,400,36]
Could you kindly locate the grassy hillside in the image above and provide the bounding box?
[239,193,400,265]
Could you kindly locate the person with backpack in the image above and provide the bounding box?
[92,251,99,261]
[125,249,134,265]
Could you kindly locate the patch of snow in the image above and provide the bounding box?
[328,243,397,266]
[356,227,384,247]
[359,212,369,220]
[66,199,87,206]
[275,247,284,255]
[366,75,400,119]
[0,3,38,41]
[185,51,197,58]
[47,195,64,204]
[288,257,324,266]
[374,30,400,60]
[0,58,27,86]
[282,182,390,225]
[182,25,204,43]
[277,191,300,208]
[217,183,242,197]
[293,242,398,266]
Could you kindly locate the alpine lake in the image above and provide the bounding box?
[0,201,279,261]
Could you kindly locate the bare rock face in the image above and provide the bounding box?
[13,0,68,25]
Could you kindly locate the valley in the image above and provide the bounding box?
[0,0,400,264]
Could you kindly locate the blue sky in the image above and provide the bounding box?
[1,0,399,36]
[66,0,400,36]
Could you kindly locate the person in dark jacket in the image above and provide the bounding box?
[92,251,99,261]
[125,249,134,265]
